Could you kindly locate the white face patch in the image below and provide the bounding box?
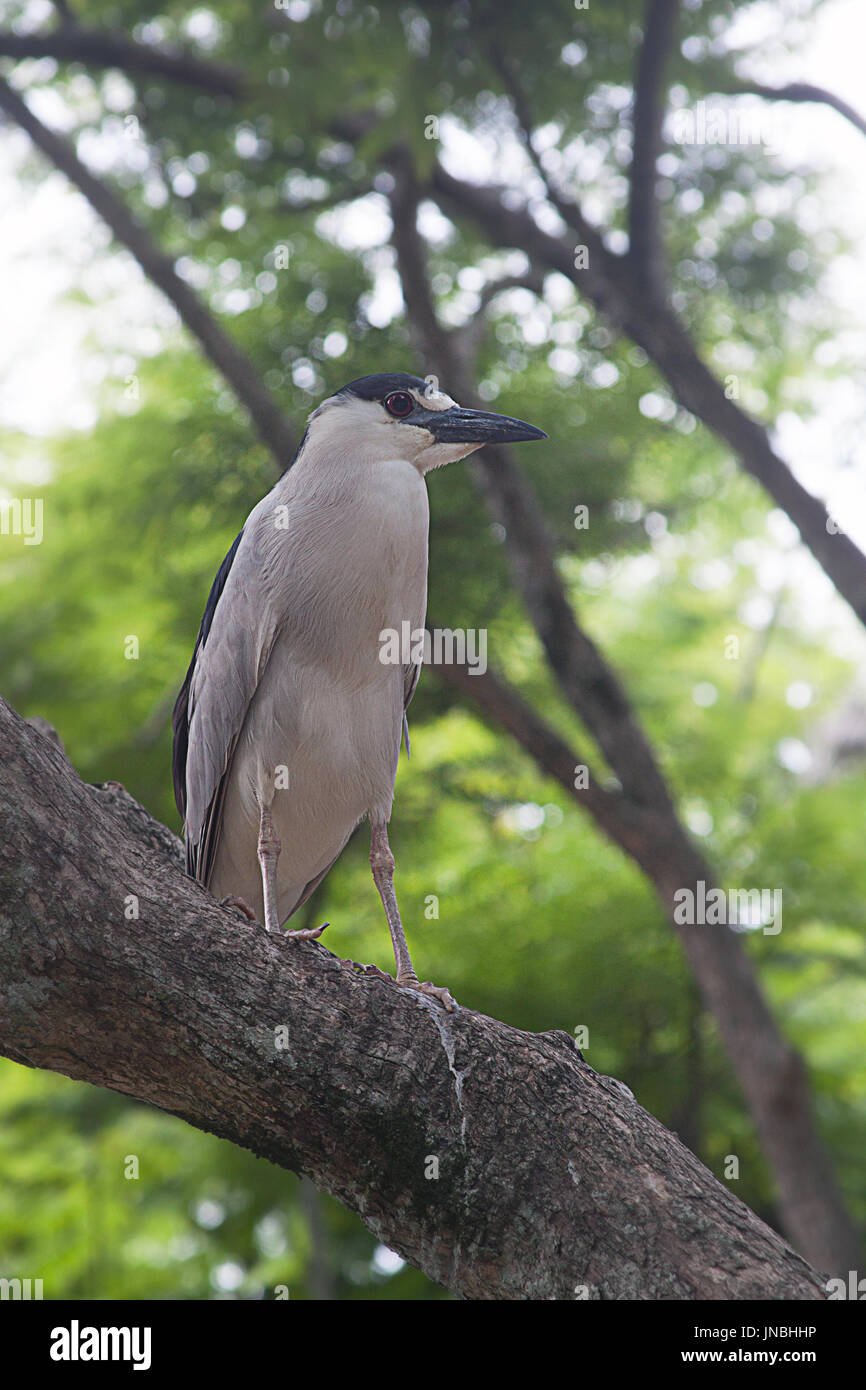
[407,385,458,412]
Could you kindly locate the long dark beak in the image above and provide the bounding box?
[414,406,547,444]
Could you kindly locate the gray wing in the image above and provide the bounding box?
[402,660,421,759]
[172,521,279,885]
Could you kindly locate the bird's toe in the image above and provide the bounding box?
[284,921,329,940]
[219,894,258,922]
[344,961,458,1011]
[343,959,394,981]
[400,977,458,1012]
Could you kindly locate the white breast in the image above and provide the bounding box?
[208,452,430,922]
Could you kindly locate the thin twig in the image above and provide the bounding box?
[0,76,296,466]
[0,24,245,97]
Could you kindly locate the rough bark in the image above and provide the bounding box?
[430,655,863,1277]
[0,700,828,1300]
[0,17,859,1284]
[390,160,861,1274]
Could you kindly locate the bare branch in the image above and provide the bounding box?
[51,0,76,25]
[0,24,245,97]
[428,163,866,629]
[428,652,863,1277]
[392,164,672,813]
[455,271,545,362]
[0,697,829,1299]
[426,635,628,834]
[387,145,457,369]
[476,271,545,314]
[489,48,619,302]
[389,159,861,1271]
[629,0,680,300]
[724,80,866,141]
[0,75,296,467]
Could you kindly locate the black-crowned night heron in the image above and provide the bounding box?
[172,373,546,1010]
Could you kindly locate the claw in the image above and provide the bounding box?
[342,960,457,1011]
[398,975,458,1013]
[342,958,393,981]
[284,922,328,941]
[220,896,327,940]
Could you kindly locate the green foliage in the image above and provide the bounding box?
[0,0,863,1298]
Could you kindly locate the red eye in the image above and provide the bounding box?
[384,391,414,417]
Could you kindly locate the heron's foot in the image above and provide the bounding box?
[220,894,257,922]
[342,958,456,1011]
[397,972,458,1013]
[283,922,328,941]
[342,958,393,981]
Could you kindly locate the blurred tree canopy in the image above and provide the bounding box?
[0,0,865,1297]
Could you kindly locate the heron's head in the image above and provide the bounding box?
[304,372,546,474]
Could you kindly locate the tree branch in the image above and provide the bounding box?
[428,652,862,1274]
[386,169,861,1271]
[388,146,457,371]
[428,163,866,628]
[455,272,545,363]
[0,697,828,1300]
[629,0,680,300]
[0,24,246,98]
[426,629,634,841]
[0,75,296,467]
[723,80,866,141]
[488,49,623,318]
[392,155,673,815]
